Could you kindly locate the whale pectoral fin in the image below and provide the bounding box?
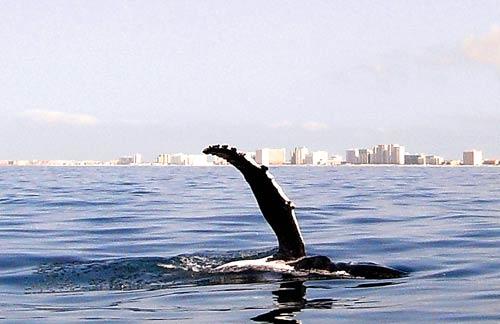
[203,145,263,177]
[203,144,306,260]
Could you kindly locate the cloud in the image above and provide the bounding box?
[21,109,98,126]
[302,121,328,131]
[269,120,293,129]
[367,63,386,75]
[269,120,328,131]
[463,25,500,69]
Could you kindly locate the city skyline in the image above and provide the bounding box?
[1,2,499,159]
[1,143,497,166]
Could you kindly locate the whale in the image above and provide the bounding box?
[203,145,406,279]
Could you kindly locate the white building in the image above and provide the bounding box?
[463,150,483,166]
[246,151,256,161]
[328,155,343,165]
[170,153,188,165]
[133,153,142,165]
[255,149,268,165]
[255,148,286,165]
[156,154,171,165]
[187,154,210,166]
[389,144,405,164]
[305,151,329,165]
[291,146,309,165]
[47,160,77,166]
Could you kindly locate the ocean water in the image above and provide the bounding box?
[0,166,499,322]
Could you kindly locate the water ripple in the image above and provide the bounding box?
[0,166,499,322]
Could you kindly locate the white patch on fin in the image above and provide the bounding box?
[214,257,297,274]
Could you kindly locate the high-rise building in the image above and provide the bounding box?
[305,151,329,165]
[358,148,372,164]
[170,153,187,165]
[269,148,286,165]
[157,154,171,165]
[256,148,286,165]
[255,149,267,165]
[133,153,142,164]
[345,149,359,164]
[368,144,405,164]
[425,155,444,165]
[255,149,268,165]
[372,144,389,164]
[389,144,405,164]
[463,150,483,165]
[291,147,309,165]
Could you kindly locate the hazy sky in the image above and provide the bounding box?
[1,1,499,160]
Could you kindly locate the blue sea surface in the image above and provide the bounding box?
[0,166,499,322]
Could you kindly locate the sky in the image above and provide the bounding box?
[1,1,499,160]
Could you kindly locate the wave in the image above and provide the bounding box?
[25,249,279,293]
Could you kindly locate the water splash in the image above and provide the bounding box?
[26,249,278,293]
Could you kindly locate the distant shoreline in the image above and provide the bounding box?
[0,164,497,168]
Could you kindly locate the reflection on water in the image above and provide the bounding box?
[252,279,403,323]
[252,280,329,323]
